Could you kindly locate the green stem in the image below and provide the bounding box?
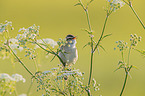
[85,7,93,96]
[85,9,92,31]
[130,4,145,29]
[33,59,39,72]
[3,91,6,96]
[35,42,65,65]
[123,1,145,29]
[85,8,94,86]
[120,71,128,96]
[27,80,34,96]
[93,15,109,52]
[14,89,18,96]
[122,0,130,6]
[127,45,132,65]
[38,35,53,51]
[86,89,91,96]
[7,44,35,77]
[121,51,124,62]
[88,52,94,86]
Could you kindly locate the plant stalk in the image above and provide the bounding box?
[120,71,128,96]
[84,6,93,96]
[127,45,132,65]
[86,88,91,96]
[93,15,109,52]
[7,45,35,77]
[130,4,145,29]
[88,51,94,86]
[85,8,94,86]
[121,51,124,62]
[35,42,65,65]
[14,89,18,96]
[33,59,39,72]
[130,5,145,29]
[123,0,145,29]
[27,80,34,96]
[85,9,92,31]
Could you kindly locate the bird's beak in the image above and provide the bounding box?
[73,36,77,39]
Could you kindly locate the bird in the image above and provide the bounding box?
[59,34,78,68]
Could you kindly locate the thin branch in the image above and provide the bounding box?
[127,45,132,65]
[85,9,92,31]
[93,15,109,52]
[79,0,86,11]
[27,80,34,96]
[14,90,18,96]
[33,59,39,72]
[122,0,129,6]
[121,51,124,62]
[34,41,65,65]
[84,1,93,88]
[129,4,145,29]
[123,0,145,29]
[7,44,35,77]
[78,1,93,95]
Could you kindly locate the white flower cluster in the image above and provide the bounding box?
[9,38,23,52]
[0,49,10,59]
[0,73,26,95]
[0,20,13,33]
[115,40,128,51]
[16,24,40,46]
[107,0,125,13]
[0,73,26,83]
[11,73,26,83]
[130,34,141,46]
[0,38,23,59]
[36,65,99,96]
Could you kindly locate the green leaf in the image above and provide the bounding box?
[83,42,91,48]
[50,55,56,62]
[50,88,58,92]
[133,48,145,56]
[102,34,112,40]
[132,65,139,70]
[87,0,94,7]
[114,64,125,72]
[81,28,92,34]
[128,72,132,79]
[118,60,123,65]
[99,45,106,52]
[97,47,100,55]
[114,67,121,72]
[74,3,81,6]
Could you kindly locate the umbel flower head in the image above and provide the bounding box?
[0,73,25,95]
[36,65,100,96]
[0,20,13,33]
[105,0,125,14]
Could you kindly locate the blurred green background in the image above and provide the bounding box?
[0,0,145,96]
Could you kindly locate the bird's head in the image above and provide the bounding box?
[66,34,77,46]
